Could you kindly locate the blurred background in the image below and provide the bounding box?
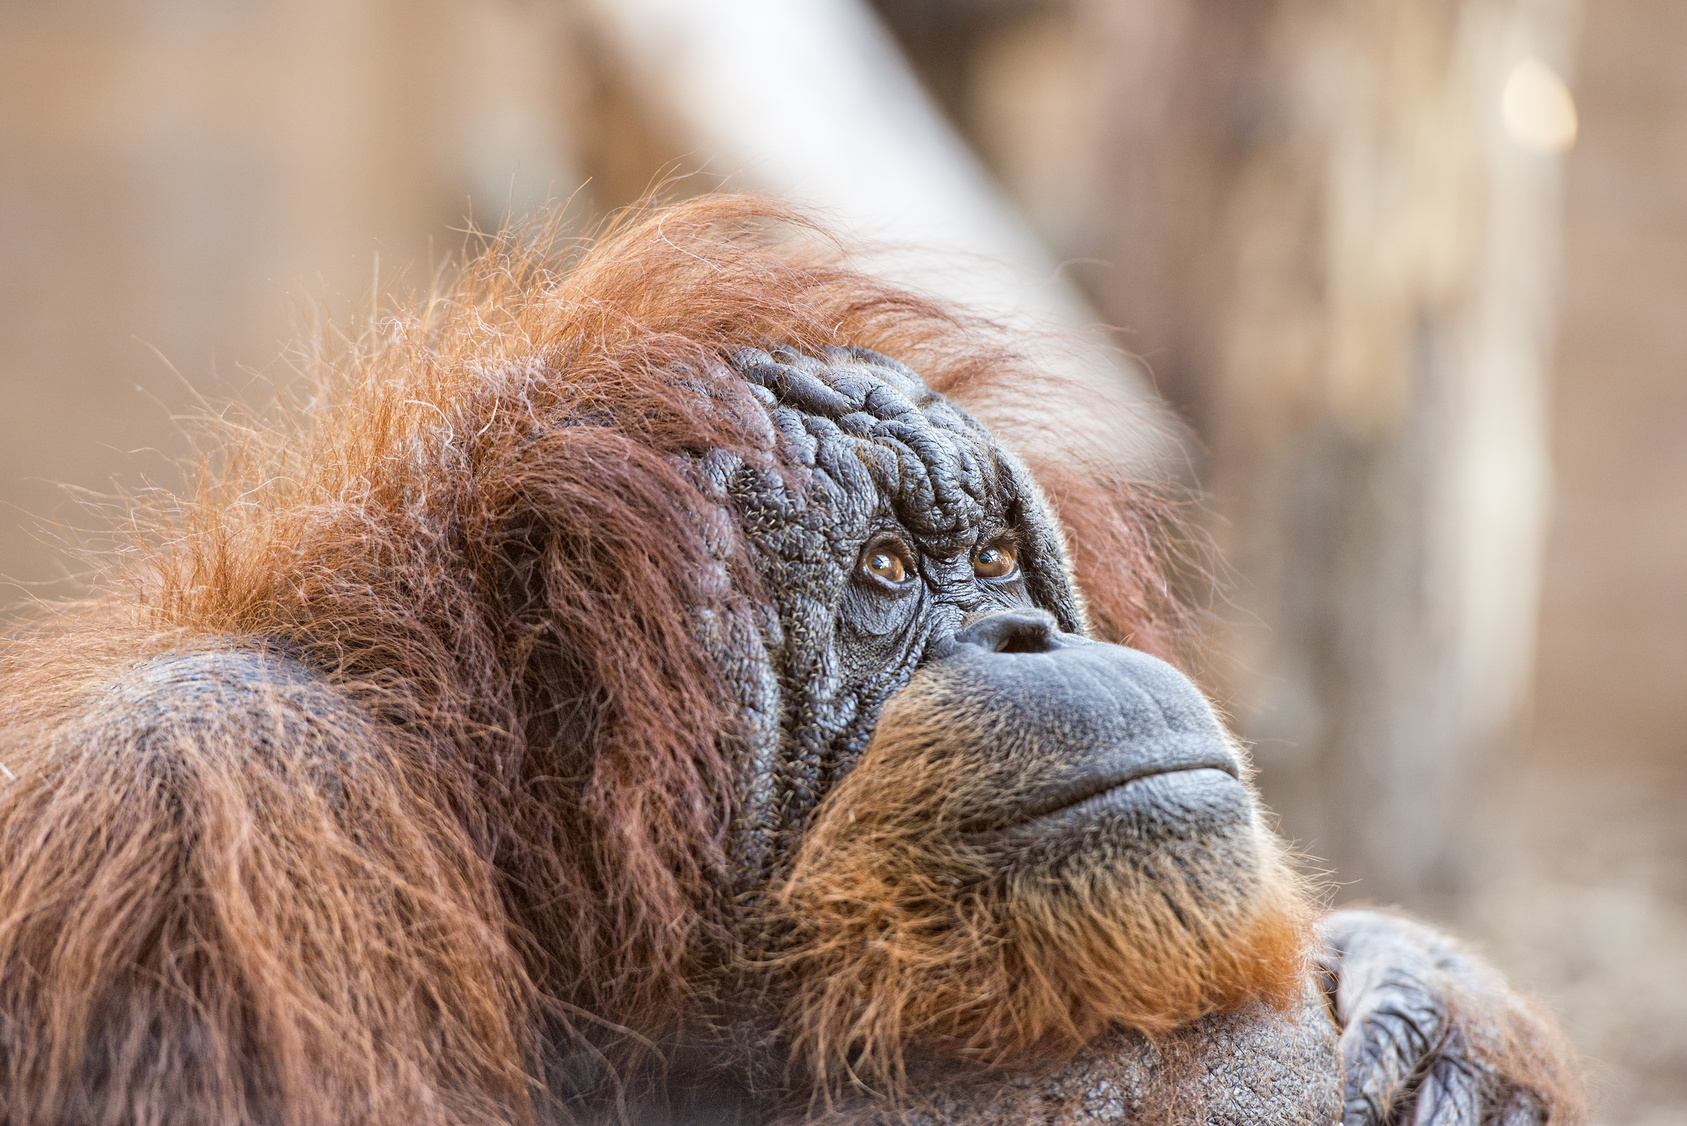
[0,0,1681,1120]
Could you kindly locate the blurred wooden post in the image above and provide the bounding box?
[1079,0,1579,906]
[573,0,1182,475]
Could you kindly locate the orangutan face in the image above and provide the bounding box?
[682,345,1311,1083]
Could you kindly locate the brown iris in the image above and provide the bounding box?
[863,546,910,584]
[973,542,1018,580]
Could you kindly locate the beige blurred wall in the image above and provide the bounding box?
[0,0,587,590]
[1478,6,1687,1113]
[1534,0,1687,774]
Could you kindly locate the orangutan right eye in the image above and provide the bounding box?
[859,540,913,587]
[972,541,1019,581]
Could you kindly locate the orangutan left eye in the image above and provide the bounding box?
[973,542,1019,580]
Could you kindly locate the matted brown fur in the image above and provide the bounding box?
[0,197,1195,1124]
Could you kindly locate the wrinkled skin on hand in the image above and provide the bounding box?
[1323,909,1585,1126]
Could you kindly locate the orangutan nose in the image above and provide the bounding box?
[951,609,1070,655]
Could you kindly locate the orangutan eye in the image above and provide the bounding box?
[859,541,912,586]
[973,541,1019,580]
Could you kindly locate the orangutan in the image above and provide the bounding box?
[0,197,1583,1125]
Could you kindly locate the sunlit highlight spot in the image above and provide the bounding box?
[1502,57,1578,153]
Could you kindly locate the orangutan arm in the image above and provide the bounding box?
[0,647,535,1126]
[1322,908,1587,1126]
[792,911,1588,1126]
[789,980,1343,1125]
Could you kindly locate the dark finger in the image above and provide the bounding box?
[1408,1041,1486,1126]
[1340,978,1446,1126]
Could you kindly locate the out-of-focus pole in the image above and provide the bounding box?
[573,0,1181,470]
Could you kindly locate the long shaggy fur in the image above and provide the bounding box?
[770,672,1315,1098]
[0,197,1190,1124]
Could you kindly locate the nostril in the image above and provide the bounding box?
[954,610,1061,654]
[997,628,1049,654]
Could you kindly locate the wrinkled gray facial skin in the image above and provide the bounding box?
[684,345,1092,888]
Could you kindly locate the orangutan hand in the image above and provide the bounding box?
[1322,909,1587,1126]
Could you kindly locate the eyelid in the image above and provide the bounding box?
[871,532,915,562]
[972,532,1021,579]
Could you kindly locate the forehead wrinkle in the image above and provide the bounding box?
[874,443,988,548]
[733,346,1015,546]
[802,414,877,509]
[814,345,932,405]
[904,429,996,535]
